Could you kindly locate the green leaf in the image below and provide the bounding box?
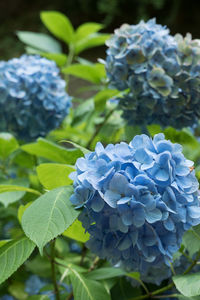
[61,141,90,155]
[36,163,74,189]
[0,185,41,196]
[18,202,33,224]
[0,178,29,207]
[126,272,141,280]
[178,296,200,300]
[173,272,200,297]
[75,33,110,54]
[17,31,61,53]
[63,219,90,243]
[62,63,105,84]
[22,186,79,254]
[0,237,35,284]
[0,133,19,159]
[8,281,28,300]
[25,48,64,68]
[40,11,74,44]
[0,240,10,248]
[182,225,200,257]
[21,138,83,164]
[94,89,119,111]
[75,23,103,40]
[70,267,111,300]
[85,267,126,280]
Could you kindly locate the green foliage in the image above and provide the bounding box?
[22,186,79,253]
[69,267,111,300]
[17,31,62,53]
[0,178,29,207]
[182,225,200,257]
[36,163,74,189]
[1,8,200,300]
[173,273,200,297]
[22,138,83,164]
[63,219,90,243]
[40,11,74,44]
[62,63,106,84]
[0,133,19,159]
[0,237,35,284]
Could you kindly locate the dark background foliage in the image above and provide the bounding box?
[0,0,200,59]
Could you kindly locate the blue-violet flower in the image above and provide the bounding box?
[0,55,71,141]
[70,134,200,274]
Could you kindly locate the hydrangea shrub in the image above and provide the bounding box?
[105,19,200,128]
[70,134,200,274]
[0,55,71,141]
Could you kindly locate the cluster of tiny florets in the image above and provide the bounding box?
[105,19,200,129]
[70,134,200,274]
[0,55,71,141]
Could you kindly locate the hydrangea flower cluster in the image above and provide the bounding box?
[0,55,71,141]
[70,134,200,274]
[105,19,200,129]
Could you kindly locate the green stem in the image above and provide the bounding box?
[86,108,115,150]
[50,240,60,300]
[64,44,75,89]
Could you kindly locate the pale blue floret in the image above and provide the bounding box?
[70,133,200,274]
[105,19,200,129]
[0,55,71,141]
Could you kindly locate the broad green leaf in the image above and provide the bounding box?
[18,202,33,224]
[0,133,19,159]
[56,258,87,279]
[75,23,103,41]
[61,141,90,155]
[126,272,141,280]
[0,178,29,207]
[0,185,40,196]
[17,31,61,53]
[173,272,200,297]
[40,11,74,44]
[182,225,200,257]
[85,267,126,280]
[25,49,68,67]
[40,52,67,67]
[62,63,105,84]
[63,219,90,243]
[0,237,35,284]
[22,138,83,164]
[94,89,119,111]
[70,267,111,300]
[75,33,110,54]
[0,240,10,248]
[8,281,28,300]
[36,163,74,189]
[178,296,200,300]
[22,187,79,253]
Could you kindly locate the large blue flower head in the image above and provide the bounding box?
[0,55,71,141]
[70,134,200,274]
[105,19,200,129]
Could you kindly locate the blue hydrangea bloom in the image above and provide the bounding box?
[70,134,200,274]
[105,19,200,129]
[0,55,71,141]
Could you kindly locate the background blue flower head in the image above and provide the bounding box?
[0,55,71,141]
[105,19,200,129]
[70,133,200,274]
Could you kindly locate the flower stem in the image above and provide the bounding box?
[50,239,60,300]
[86,108,115,149]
